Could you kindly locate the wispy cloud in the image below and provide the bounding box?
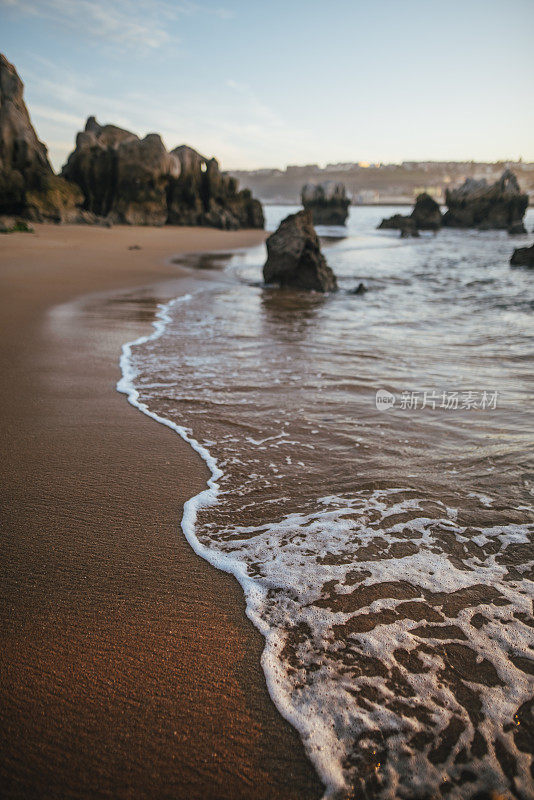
[0,0,232,50]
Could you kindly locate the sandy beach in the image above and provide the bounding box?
[0,224,323,800]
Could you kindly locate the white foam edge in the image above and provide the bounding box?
[117,291,338,799]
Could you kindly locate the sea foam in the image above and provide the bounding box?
[118,291,534,799]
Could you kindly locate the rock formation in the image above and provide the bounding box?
[379,214,419,237]
[62,117,179,226]
[508,220,527,235]
[442,170,528,230]
[378,193,441,236]
[263,210,337,292]
[0,54,263,229]
[0,53,83,222]
[167,145,264,229]
[301,181,350,225]
[62,119,264,229]
[410,193,442,231]
[510,243,534,268]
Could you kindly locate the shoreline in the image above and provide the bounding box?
[0,224,323,799]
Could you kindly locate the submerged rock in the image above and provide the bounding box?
[263,210,338,292]
[510,244,534,268]
[302,181,350,225]
[399,219,420,238]
[349,282,367,295]
[443,170,528,230]
[378,213,419,237]
[378,193,441,236]
[0,53,83,222]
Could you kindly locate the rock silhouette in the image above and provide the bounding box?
[263,209,338,292]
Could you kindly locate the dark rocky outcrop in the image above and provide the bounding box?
[0,53,83,222]
[263,210,337,292]
[510,244,534,268]
[411,193,442,231]
[378,193,441,236]
[302,181,350,225]
[1,54,263,229]
[443,170,528,230]
[167,145,264,229]
[62,119,264,229]
[378,213,419,237]
[62,118,179,226]
[508,220,527,235]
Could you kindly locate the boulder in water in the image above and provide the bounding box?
[443,170,528,230]
[510,244,534,268]
[349,282,367,295]
[411,193,442,231]
[263,209,338,292]
[302,181,350,225]
[378,193,441,235]
[378,213,419,237]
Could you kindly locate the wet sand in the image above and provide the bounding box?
[0,225,323,800]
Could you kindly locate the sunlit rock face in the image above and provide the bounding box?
[302,181,350,225]
[0,53,83,221]
[443,170,528,230]
[263,209,338,292]
[62,119,264,229]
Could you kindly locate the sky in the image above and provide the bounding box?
[1,0,533,172]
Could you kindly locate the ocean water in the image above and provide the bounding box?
[120,206,534,799]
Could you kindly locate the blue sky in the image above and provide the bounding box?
[1,0,533,171]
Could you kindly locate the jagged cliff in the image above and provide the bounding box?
[0,53,84,222]
[61,117,264,229]
[0,55,264,229]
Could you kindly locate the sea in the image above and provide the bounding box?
[119,205,534,799]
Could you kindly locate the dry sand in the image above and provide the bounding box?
[0,224,323,800]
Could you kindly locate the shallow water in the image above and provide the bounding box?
[123,206,534,798]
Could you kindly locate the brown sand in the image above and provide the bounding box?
[0,225,323,800]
